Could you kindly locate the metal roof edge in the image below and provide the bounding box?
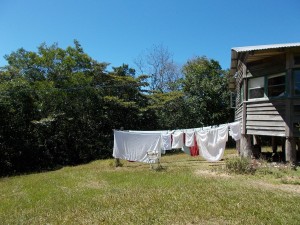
[231,42,300,53]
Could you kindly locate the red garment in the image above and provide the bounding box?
[190,135,199,156]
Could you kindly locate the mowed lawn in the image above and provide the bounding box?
[1,150,300,225]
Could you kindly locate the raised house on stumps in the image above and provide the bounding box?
[230,43,300,163]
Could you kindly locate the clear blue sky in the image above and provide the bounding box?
[1,0,300,71]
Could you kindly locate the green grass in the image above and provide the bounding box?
[1,150,300,225]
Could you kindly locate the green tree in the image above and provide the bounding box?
[182,56,232,127]
[0,41,155,175]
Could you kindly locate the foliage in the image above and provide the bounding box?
[0,42,233,176]
[225,156,255,174]
[0,41,156,176]
[182,56,233,127]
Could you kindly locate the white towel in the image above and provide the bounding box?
[172,131,184,149]
[185,131,195,147]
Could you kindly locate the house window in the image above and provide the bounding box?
[294,55,300,65]
[267,73,285,98]
[240,84,244,103]
[294,69,300,95]
[248,77,265,99]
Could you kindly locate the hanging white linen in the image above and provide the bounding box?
[195,125,228,162]
[229,121,241,141]
[172,131,184,149]
[113,130,162,163]
[185,131,195,147]
[129,130,172,151]
[161,133,172,150]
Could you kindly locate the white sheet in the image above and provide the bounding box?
[162,133,172,150]
[229,121,241,141]
[113,130,162,163]
[185,131,195,147]
[195,125,228,162]
[129,130,172,151]
[172,131,184,149]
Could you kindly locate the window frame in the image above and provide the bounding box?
[240,83,244,104]
[247,76,266,100]
[247,72,287,101]
[266,72,286,99]
[293,69,300,96]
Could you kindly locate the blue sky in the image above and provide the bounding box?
[1,0,300,71]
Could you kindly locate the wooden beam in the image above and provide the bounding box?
[284,51,297,163]
[247,111,280,115]
[285,137,296,163]
[246,121,286,127]
[272,136,277,153]
[240,134,252,158]
[242,63,247,134]
[247,129,285,137]
[246,126,285,131]
[247,115,284,121]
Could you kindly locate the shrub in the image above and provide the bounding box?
[225,157,254,174]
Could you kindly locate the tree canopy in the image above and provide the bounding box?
[0,41,232,176]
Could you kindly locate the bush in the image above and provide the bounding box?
[225,157,254,174]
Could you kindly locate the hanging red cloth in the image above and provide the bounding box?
[190,134,199,156]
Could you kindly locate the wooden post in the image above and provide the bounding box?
[240,134,252,158]
[253,135,258,145]
[272,136,277,153]
[253,135,261,146]
[236,140,241,154]
[284,51,296,163]
[285,137,296,163]
[241,62,248,135]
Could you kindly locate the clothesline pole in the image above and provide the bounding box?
[115,127,124,167]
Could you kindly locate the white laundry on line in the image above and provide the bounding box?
[196,125,228,162]
[161,133,172,150]
[172,131,184,149]
[229,121,241,141]
[113,130,162,163]
[185,130,195,147]
[129,130,172,151]
[115,122,240,163]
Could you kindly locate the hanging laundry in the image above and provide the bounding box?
[229,121,241,141]
[195,125,228,162]
[129,130,172,151]
[190,135,199,156]
[172,131,184,149]
[185,131,195,147]
[162,133,172,150]
[113,130,162,163]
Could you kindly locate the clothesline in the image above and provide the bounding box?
[113,121,241,164]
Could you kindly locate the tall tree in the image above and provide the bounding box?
[182,56,232,127]
[134,44,182,92]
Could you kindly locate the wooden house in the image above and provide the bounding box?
[230,43,300,163]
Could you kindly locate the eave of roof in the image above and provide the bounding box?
[230,42,300,76]
[232,42,300,52]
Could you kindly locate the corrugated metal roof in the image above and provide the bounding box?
[232,42,300,52]
[230,42,300,75]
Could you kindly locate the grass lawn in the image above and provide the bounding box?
[0,149,300,224]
